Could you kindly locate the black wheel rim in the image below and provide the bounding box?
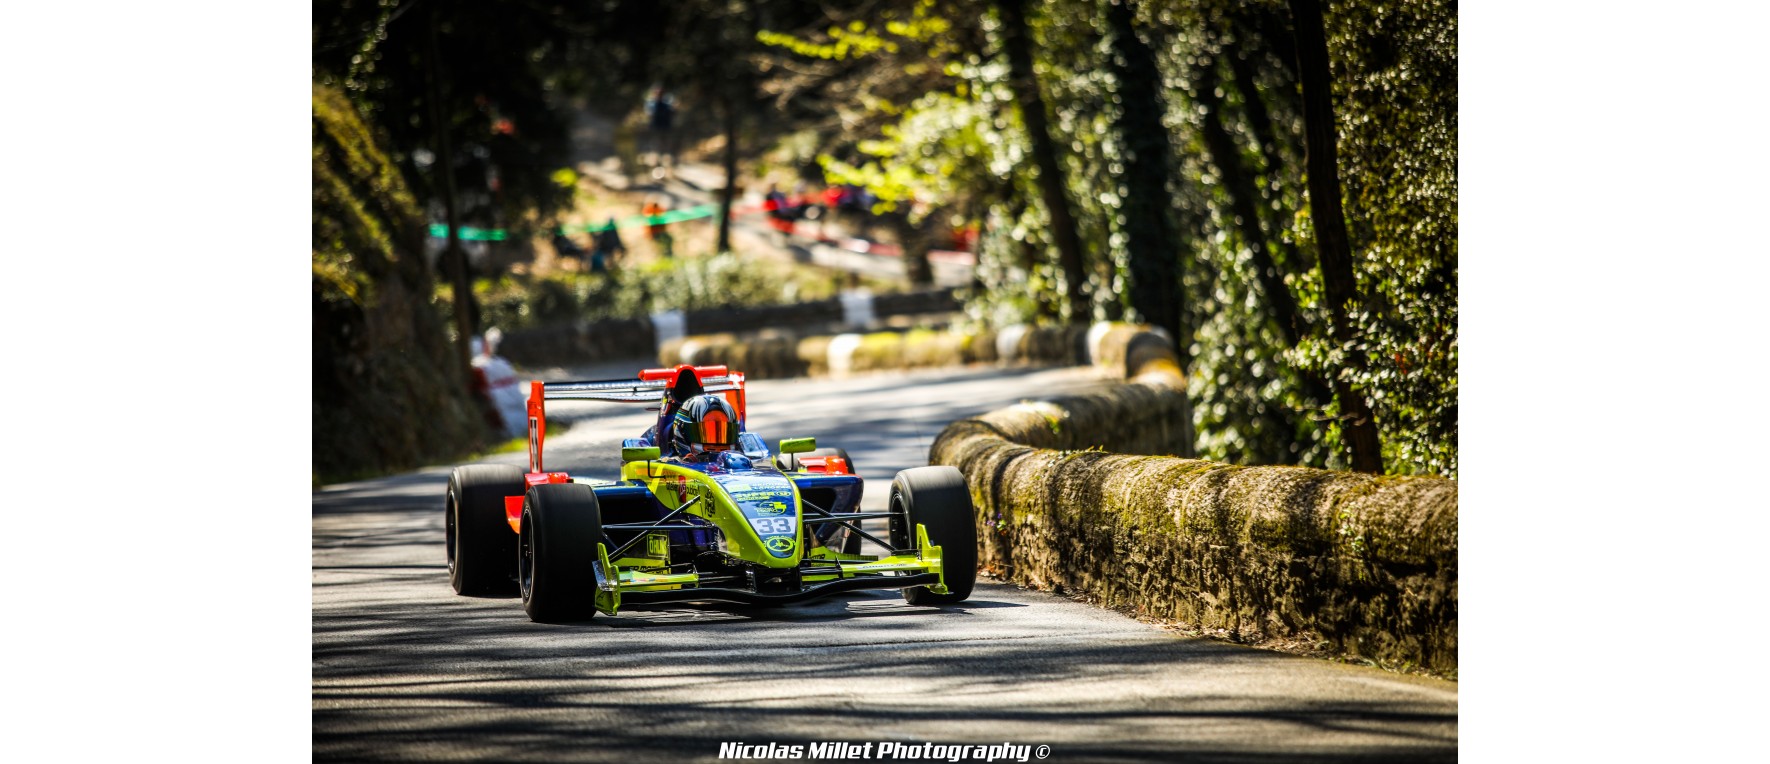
[445,486,458,576]
[518,505,535,601]
[888,490,909,552]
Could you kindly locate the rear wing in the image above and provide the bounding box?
[525,365,747,473]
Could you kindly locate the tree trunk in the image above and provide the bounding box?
[1194,59,1303,348]
[716,91,738,254]
[1224,43,1312,272]
[1195,54,1334,435]
[1105,0,1187,365]
[997,0,1089,323]
[426,6,474,380]
[1288,0,1383,473]
[890,210,935,286]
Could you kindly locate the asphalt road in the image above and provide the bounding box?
[313,364,1457,762]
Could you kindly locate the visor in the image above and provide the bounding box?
[685,409,735,449]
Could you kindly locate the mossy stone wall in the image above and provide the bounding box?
[928,334,1457,672]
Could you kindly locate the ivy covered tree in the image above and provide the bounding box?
[753,0,1455,476]
[313,0,586,238]
[1319,0,1458,476]
[313,83,493,481]
[312,0,1457,479]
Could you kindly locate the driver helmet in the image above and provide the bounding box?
[671,394,739,456]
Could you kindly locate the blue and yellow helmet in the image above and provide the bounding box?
[671,394,739,455]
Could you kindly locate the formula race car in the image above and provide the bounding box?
[444,364,977,622]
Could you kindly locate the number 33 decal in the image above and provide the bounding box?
[748,517,793,535]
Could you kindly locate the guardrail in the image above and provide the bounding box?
[928,331,1457,673]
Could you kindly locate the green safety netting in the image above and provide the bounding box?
[428,203,721,241]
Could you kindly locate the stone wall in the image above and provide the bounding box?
[927,334,1457,672]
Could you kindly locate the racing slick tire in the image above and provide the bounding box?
[446,464,525,597]
[520,483,604,623]
[889,466,977,605]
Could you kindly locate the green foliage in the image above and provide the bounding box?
[1319,0,1458,476]
[313,82,492,483]
[1150,4,1340,469]
[312,83,415,307]
[314,0,1456,479]
[313,0,589,235]
[762,0,1454,476]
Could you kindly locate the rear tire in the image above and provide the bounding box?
[889,466,976,605]
[520,483,604,623]
[446,464,525,596]
[779,447,866,554]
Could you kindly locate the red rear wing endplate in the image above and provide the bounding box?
[525,365,748,474]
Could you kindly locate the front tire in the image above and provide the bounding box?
[520,483,604,623]
[889,466,977,605]
[446,464,525,596]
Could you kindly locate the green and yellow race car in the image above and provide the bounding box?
[444,364,976,623]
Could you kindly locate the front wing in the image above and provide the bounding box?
[589,525,948,615]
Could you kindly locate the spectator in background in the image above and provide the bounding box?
[763,183,794,235]
[644,85,676,179]
[951,221,979,252]
[792,182,822,226]
[815,185,846,241]
[551,230,587,263]
[473,330,526,438]
[591,217,624,273]
[837,184,864,212]
[642,198,674,258]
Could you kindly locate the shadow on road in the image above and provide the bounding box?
[314,580,1453,763]
[315,611,1451,762]
[313,366,1454,763]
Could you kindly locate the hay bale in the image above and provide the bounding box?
[964,328,998,363]
[900,329,968,368]
[849,332,906,373]
[1088,323,1140,372]
[656,324,1121,382]
[796,335,835,376]
[740,336,808,379]
[657,335,692,367]
[658,334,808,379]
